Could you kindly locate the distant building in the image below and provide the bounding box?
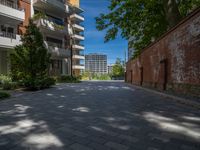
[128,37,135,60]
[85,53,107,74]
[107,64,114,74]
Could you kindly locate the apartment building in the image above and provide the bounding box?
[85,53,107,74]
[0,0,85,76]
[0,0,25,74]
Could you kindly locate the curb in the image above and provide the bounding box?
[127,83,200,110]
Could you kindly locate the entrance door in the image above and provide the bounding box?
[160,59,168,90]
[130,70,133,83]
[140,67,143,86]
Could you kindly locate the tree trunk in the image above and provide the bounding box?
[163,0,182,28]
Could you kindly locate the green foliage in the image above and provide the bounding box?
[53,24,65,30]
[2,82,17,90]
[56,75,81,83]
[0,91,10,100]
[96,0,200,58]
[10,19,51,90]
[112,58,125,78]
[23,77,55,90]
[0,74,12,84]
[81,72,111,81]
[32,12,47,20]
[40,77,56,88]
[178,0,200,16]
[0,75,17,90]
[92,74,111,80]
[32,12,65,31]
[81,71,91,80]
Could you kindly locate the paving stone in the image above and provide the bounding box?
[148,133,170,143]
[88,136,107,144]
[118,134,138,143]
[69,143,92,150]
[0,81,199,150]
[147,148,160,150]
[181,145,200,150]
[70,136,90,145]
[105,141,129,150]
[88,142,111,150]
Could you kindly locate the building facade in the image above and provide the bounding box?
[0,0,85,76]
[85,53,107,74]
[126,8,200,97]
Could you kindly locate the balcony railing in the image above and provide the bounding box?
[0,31,16,39]
[0,0,20,10]
[34,17,67,33]
[70,14,84,22]
[72,64,85,70]
[47,41,63,48]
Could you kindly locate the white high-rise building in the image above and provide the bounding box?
[85,53,107,74]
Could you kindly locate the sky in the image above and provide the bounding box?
[80,0,128,64]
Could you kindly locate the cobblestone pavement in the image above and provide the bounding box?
[0,81,199,150]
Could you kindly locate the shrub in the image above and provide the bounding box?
[2,82,17,90]
[38,77,56,89]
[0,75,18,90]
[23,77,55,90]
[56,75,81,83]
[0,91,10,99]
[0,74,12,85]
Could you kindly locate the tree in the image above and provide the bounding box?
[112,58,125,77]
[96,0,200,58]
[10,19,52,89]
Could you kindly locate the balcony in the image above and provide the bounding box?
[44,41,70,58]
[34,17,67,35]
[72,44,85,50]
[0,0,25,21]
[73,65,85,70]
[72,34,84,41]
[70,14,84,22]
[33,0,67,17]
[0,32,21,49]
[72,24,84,32]
[73,54,85,60]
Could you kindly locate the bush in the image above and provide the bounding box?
[0,75,18,90]
[23,77,55,90]
[0,91,10,99]
[56,75,81,83]
[92,74,111,80]
[0,74,12,85]
[2,82,17,90]
[38,77,56,89]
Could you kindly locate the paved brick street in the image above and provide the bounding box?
[0,81,199,150]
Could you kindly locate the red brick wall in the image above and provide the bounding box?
[126,8,200,97]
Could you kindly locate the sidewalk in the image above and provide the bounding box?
[127,83,200,109]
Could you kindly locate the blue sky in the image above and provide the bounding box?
[80,0,128,64]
